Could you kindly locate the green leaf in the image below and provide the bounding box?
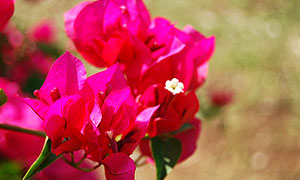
[151,137,182,180]
[23,137,62,180]
[36,43,63,58]
[0,88,8,106]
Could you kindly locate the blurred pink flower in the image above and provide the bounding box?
[27,20,57,44]
[36,158,102,180]
[209,89,234,107]
[0,78,44,165]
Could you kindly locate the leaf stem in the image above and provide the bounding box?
[0,123,46,138]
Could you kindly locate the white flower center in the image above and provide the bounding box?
[165,78,184,95]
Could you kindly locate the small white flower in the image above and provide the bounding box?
[165,78,184,95]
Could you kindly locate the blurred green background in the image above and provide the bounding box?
[11,0,300,179]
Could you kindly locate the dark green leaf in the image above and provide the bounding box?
[0,89,8,106]
[36,43,63,58]
[0,160,23,180]
[23,137,62,180]
[151,137,182,180]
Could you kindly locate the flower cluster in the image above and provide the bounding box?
[62,0,215,168]
[1,0,215,179]
[25,52,158,179]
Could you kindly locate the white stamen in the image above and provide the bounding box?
[165,78,184,95]
[120,5,127,14]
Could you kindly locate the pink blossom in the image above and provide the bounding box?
[135,82,202,162]
[0,24,24,65]
[23,51,96,155]
[27,20,57,44]
[64,0,151,68]
[0,0,14,31]
[137,25,215,93]
[23,51,158,179]
[138,84,199,136]
[209,89,234,107]
[29,50,54,76]
[64,0,215,92]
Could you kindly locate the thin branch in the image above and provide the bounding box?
[75,154,87,166]
[71,152,75,164]
[134,154,143,165]
[62,156,101,172]
[136,160,148,167]
[0,123,46,138]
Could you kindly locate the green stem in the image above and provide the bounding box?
[70,152,75,164]
[62,156,101,172]
[75,154,87,166]
[0,123,46,138]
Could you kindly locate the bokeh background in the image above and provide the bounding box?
[8,0,300,179]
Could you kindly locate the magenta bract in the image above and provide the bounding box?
[64,0,215,93]
[23,51,160,179]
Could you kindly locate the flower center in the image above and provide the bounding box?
[165,78,184,95]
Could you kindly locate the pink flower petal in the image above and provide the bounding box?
[64,1,93,40]
[103,152,136,180]
[39,51,87,104]
[119,105,159,154]
[87,63,128,94]
[174,118,201,162]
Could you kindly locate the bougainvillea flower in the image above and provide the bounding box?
[64,0,151,67]
[23,51,96,155]
[0,78,100,178]
[0,0,14,31]
[65,0,214,92]
[83,83,158,162]
[137,26,215,93]
[22,51,158,179]
[138,83,199,137]
[143,17,186,62]
[27,20,57,44]
[209,89,234,107]
[136,78,201,162]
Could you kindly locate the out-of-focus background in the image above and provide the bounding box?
[9,0,300,179]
